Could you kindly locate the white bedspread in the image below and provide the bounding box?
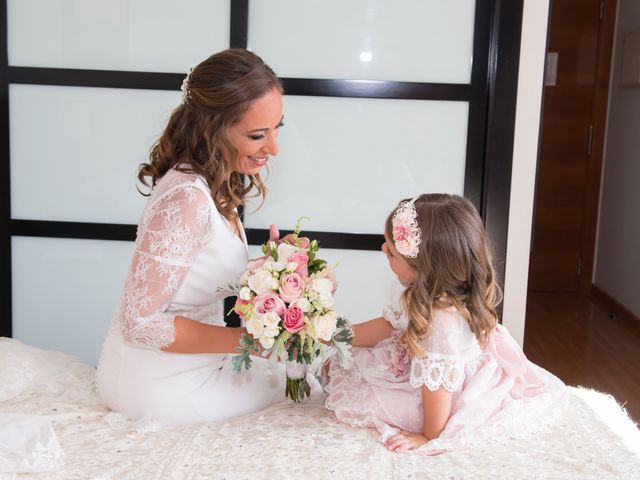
[1,337,639,480]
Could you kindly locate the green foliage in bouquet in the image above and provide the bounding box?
[231,334,260,373]
[330,317,354,366]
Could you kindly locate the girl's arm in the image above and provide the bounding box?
[384,385,452,452]
[165,313,394,355]
[351,316,395,347]
[420,385,452,439]
[165,289,393,355]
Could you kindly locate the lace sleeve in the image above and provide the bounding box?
[409,311,467,392]
[119,183,213,349]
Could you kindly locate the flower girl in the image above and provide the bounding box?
[325,194,567,454]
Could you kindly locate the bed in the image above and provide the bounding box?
[1,337,639,480]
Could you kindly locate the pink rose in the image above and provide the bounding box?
[246,257,267,272]
[287,252,309,278]
[279,273,305,303]
[253,294,286,316]
[283,305,305,333]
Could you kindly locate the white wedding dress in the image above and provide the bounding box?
[96,168,285,426]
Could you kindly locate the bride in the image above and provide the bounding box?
[97,48,288,426]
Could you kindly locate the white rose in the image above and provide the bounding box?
[262,311,281,329]
[313,278,333,294]
[276,243,298,263]
[293,297,312,313]
[259,335,275,350]
[313,312,338,341]
[248,270,278,295]
[286,261,298,272]
[246,317,264,338]
[306,289,319,302]
[318,291,333,308]
[272,261,287,272]
[239,286,252,301]
[263,324,280,339]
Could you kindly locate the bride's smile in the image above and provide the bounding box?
[229,86,284,176]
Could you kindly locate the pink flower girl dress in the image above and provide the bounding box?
[325,280,567,454]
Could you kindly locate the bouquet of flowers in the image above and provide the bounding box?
[231,219,353,402]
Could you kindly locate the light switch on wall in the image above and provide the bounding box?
[544,52,558,86]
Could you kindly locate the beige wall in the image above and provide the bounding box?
[593,0,640,318]
[502,0,550,346]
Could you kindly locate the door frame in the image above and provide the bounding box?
[530,0,617,295]
[579,0,618,296]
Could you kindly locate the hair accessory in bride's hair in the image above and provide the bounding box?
[181,68,193,104]
[392,196,421,258]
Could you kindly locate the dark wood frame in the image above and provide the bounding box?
[580,0,618,297]
[0,0,523,337]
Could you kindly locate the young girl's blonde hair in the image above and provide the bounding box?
[385,194,502,358]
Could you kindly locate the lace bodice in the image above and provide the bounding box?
[380,281,482,393]
[111,169,249,349]
[409,310,481,392]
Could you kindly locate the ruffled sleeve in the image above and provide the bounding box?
[409,311,469,392]
[382,278,410,331]
[118,181,213,349]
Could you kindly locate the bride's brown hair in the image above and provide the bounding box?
[137,48,283,221]
[385,194,502,358]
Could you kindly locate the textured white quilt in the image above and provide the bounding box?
[1,337,639,480]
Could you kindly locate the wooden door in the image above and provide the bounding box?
[529,0,614,292]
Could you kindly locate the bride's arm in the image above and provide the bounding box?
[120,184,251,355]
[351,317,395,347]
[162,317,246,354]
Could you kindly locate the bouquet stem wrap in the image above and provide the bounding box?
[284,361,310,402]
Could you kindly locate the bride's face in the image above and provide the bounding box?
[228,87,284,176]
[382,235,417,285]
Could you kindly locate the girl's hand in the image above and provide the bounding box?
[384,430,428,452]
[248,225,309,264]
[268,224,310,249]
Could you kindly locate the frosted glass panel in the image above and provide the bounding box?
[10,84,181,223]
[12,237,134,365]
[249,0,475,83]
[248,245,395,323]
[8,0,229,72]
[245,96,468,233]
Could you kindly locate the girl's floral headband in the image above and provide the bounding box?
[391,196,421,258]
[181,68,193,104]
